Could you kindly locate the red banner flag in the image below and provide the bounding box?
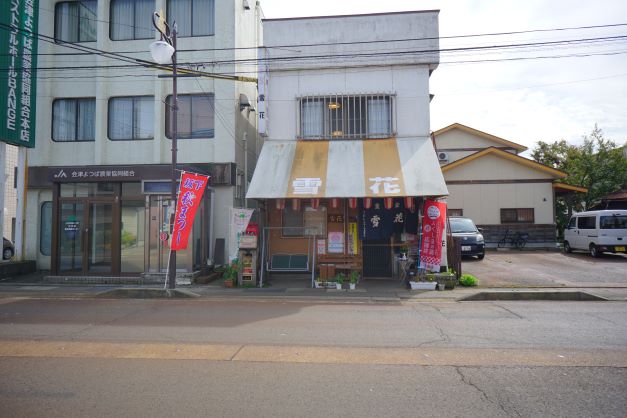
[419,199,447,272]
[171,172,209,251]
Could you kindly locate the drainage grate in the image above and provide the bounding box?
[460,291,607,302]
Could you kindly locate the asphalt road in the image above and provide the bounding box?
[1,298,626,417]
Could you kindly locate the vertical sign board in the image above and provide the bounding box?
[419,199,447,272]
[171,173,210,251]
[0,0,39,148]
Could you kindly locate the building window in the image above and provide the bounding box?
[108,97,154,140]
[55,1,97,43]
[40,202,52,256]
[282,206,304,237]
[501,208,534,224]
[167,0,215,37]
[110,0,154,40]
[165,94,215,139]
[52,98,96,142]
[299,94,394,140]
[448,209,464,217]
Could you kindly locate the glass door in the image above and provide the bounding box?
[58,200,114,275]
[59,202,85,274]
[87,202,113,274]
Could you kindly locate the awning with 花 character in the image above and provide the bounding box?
[246,138,449,199]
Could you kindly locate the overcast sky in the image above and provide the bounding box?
[259,0,627,153]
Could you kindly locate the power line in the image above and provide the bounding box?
[2,19,625,74]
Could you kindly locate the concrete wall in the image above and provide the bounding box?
[444,154,555,181]
[435,129,518,164]
[262,11,439,142]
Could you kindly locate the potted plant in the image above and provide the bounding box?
[409,271,437,290]
[334,272,345,290]
[349,271,359,290]
[222,259,238,288]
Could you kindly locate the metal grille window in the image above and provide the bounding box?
[447,209,464,217]
[299,94,394,140]
[501,208,535,224]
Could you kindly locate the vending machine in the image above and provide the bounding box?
[237,231,258,286]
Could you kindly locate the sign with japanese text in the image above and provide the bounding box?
[348,222,359,255]
[327,231,344,254]
[419,200,447,272]
[171,172,209,251]
[0,0,39,148]
[229,207,254,260]
[328,214,344,223]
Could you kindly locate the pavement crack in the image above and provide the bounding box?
[455,366,520,417]
[229,344,245,361]
[494,303,525,320]
[417,324,451,347]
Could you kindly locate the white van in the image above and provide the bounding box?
[563,210,627,257]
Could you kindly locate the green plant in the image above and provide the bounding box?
[121,231,137,248]
[222,259,239,281]
[349,270,359,284]
[459,274,478,287]
[334,272,345,284]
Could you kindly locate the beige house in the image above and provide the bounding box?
[433,123,580,248]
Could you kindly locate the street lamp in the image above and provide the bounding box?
[150,12,178,290]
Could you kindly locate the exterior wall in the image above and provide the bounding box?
[446,183,555,225]
[266,66,432,141]
[262,11,439,142]
[259,12,439,271]
[444,154,556,181]
[24,1,261,269]
[435,129,519,164]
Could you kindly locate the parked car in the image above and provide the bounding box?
[449,216,485,260]
[564,210,627,257]
[3,237,14,260]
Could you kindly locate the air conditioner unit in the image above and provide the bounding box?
[437,151,449,162]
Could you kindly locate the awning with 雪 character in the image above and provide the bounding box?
[246,138,449,199]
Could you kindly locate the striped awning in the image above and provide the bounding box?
[246,138,448,199]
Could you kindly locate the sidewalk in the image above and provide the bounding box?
[1,271,626,302]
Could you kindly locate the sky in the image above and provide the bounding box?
[259,0,627,153]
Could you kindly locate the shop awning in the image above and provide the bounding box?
[246,138,448,199]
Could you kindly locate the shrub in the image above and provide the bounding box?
[459,274,478,287]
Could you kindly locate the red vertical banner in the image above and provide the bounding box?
[419,199,447,272]
[171,172,210,251]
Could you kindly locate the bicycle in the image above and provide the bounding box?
[498,230,529,249]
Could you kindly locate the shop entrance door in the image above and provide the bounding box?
[58,200,114,275]
[147,196,172,273]
[362,239,392,277]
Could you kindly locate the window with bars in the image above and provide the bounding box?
[447,209,464,217]
[500,208,535,224]
[298,94,394,140]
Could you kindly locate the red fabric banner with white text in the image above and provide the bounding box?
[171,172,210,251]
[419,199,447,272]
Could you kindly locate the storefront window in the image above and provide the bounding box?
[282,207,304,237]
[60,183,115,197]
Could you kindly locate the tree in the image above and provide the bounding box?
[531,125,627,235]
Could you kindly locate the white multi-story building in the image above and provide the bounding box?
[247,11,448,279]
[25,0,262,276]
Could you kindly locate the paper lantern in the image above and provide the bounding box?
[275,199,285,210]
[310,198,320,209]
[363,197,372,209]
[348,198,358,209]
